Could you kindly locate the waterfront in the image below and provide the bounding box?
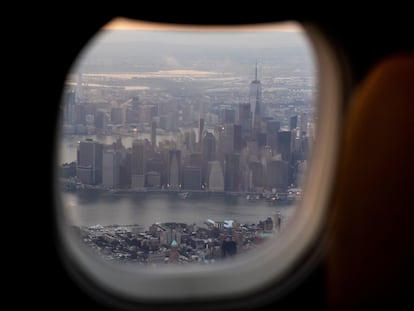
[59,134,296,230]
[61,189,296,264]
[61,190,296,228]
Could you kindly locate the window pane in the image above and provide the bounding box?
[58,19,316,267]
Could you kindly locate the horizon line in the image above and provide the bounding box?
[102,17,303,32]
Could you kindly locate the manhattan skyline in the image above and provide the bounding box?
[58,22,316,265]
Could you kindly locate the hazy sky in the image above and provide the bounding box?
[103,17,302,32]
[73,17,314,76]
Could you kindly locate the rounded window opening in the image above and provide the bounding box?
[55,17,340,303]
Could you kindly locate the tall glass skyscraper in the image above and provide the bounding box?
[249,62,262,131]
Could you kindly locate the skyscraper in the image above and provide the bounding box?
[102,149,121,187]
[198,118,204,144]
[168,150,181,189]
[266,159,289,190]
[238,103,252,133]
[76,139,103,185]
[63,90,76,125]
[182,166,201,190]
[299,112,308,137]
[208,161,224,191]
[202,132,216,162]
[146,156,165,186]
[146,171,161,188]
[151,120,157,152]
[119,151,131,188]
[256,132,267,148]
[249,62,262,131]
[234,124,242,151]
[220,107,236,124]
[224,153,240,191]
[249,160,264,190]
[131,139,147,188]
[202,132,217,183]
[221,124,235,155]
[266,120,281,134]
[94,110,106,131]
[277,131,292,162]
[290,115,298,131]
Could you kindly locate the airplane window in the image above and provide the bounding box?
[55,17,341,305]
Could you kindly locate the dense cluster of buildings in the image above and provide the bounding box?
[76,215,282,265]
[61,65,313,193]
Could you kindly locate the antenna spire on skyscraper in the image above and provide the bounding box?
[249,61,263,129]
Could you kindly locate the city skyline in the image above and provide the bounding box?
[61,59,312,193]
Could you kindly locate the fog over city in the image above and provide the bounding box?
[76,28,314,70]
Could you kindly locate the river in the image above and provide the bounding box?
[61,190,296,228]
